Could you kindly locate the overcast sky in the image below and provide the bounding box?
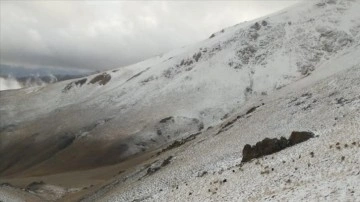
[0,1,300,72]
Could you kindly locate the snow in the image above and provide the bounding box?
[1,0,360,201]
[3,0,360,129]
[87,64,360,202]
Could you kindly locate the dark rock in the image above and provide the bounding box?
[89,73,111,85]
[242,137,288,162]
[242,131,315,162]
[156,129,162,136]
[197,171,208,177]
[251,22,261,30]
[161,156,173,167]
[145,156,173,177]
[335,97,349,106]
[74,78,87,86]
[63,82,74,92]
[193,52,202,62]
[246,106,258,115]
[25,181,45,192]
[159,116,174,123]
[288,131,314,146]
[302,104,312,111]
[146,167,160,175]
[301,92,312,98]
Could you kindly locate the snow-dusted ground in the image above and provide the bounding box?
[1,0,360,201]
[1,0,360,176]
[84,64,360,202]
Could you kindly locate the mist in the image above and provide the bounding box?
[0,76,22,91]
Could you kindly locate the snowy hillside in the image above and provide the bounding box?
[2,43,359,202]
[82,60,360,202]
[0,1,360,200]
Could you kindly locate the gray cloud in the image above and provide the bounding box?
[0,1,300,71]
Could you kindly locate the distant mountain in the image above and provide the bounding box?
[0,64,93,78]
[0,65,93,91]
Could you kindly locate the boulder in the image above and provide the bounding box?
[242,137,288,162]
[288,131,314,146]
[241,131,314,162]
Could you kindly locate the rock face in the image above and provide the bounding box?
[288,131,315,146]
[242,131,314,162]
[242,137,288,162]
[89,73,111,85]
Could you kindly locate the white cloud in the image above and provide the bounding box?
[0,1,300,71]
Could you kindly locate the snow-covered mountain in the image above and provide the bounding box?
[0,0,360,201]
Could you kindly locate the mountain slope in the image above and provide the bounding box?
[1,0,360,178]
[84,61,360,202]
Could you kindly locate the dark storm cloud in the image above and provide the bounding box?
[0,1,299,71]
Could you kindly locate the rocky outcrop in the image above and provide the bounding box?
[89,73,111,85]
[288,131,315,146]
[242,131,314,162]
